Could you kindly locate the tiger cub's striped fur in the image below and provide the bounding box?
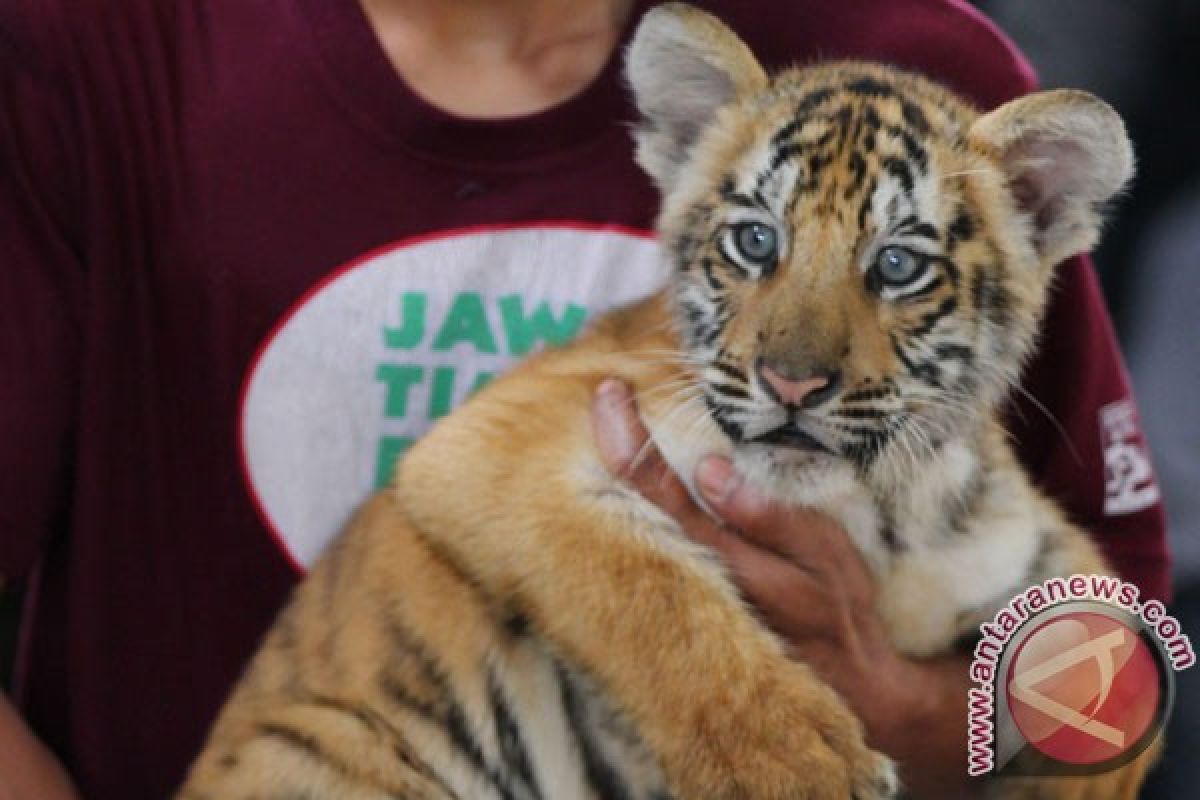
[180,4,1154,798]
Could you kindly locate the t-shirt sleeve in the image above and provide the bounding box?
[1006,255,1171,602]
[0,20,84,582]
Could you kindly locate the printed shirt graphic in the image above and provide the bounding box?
[1098,399,1161,516]
[240,224,667,570]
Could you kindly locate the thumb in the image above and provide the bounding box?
[696,456,839,560]
[695,456,773,529]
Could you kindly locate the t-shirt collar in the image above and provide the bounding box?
[292,0,653,163]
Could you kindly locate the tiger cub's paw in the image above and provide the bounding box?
[689,681,900,799]
[783,680,899,800]
[852,751,900,800]
[733,729,897,800]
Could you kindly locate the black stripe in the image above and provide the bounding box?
[842,387,892,403]
[863,105,882,131]
[970,265,1013,331]
[935,255,961,289]
[831,406,890,420]
[889,334,923,377]
[875,502,903,552]
[489,671,542,800]
[901,100,931,135]
[846,76,896,98]
[845,151,867,199]
[378,669,441,721]
[837,423,890,438]
[891,338,946,386]
[701,258,724,290]
[709,380,750,401]
[909,222,938,241]
[379,622,520,800]
[298,692,458,797]
[760,127,836,192]
[879,524,901,551]
[890,214,938,242]
[393,742,463,800]
[947,207,975,249]
[256,722,358,777]
[842,426,894,466]
[914,362,944,387]
[706,396,746,441]
[708,360,747,383]
[504,612,531,638]
[771,88,836,145]
[766,141,808,175]
[807,152,832,181]
[883,156,914,193]
[934,342,974,363]
[969,270,986,312]
[907,295,958,338]
[895,126,929,173]
[557,667,638,800]
[857,178,877,230]
[717,183,763,210]
[445,704,520,800]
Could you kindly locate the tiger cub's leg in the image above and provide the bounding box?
[178,497,514,799]
[397,394,899,800]
[178,699,460,799]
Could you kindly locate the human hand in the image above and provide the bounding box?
[591,379,978,798]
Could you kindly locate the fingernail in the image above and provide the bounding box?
[594,380,636,465]
[697,456,738,503]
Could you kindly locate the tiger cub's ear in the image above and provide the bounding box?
[626,3,767,194]
[969,89,1135,270]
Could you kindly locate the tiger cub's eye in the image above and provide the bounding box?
[875,245,926,287]
[732,222,778,266]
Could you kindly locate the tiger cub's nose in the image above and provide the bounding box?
[756,360,842,409]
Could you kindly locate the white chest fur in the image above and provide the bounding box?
[641,404,1044,658]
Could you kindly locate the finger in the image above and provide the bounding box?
[591,379,642,471]
[716,536,837,638]
[590,381,788,561]
[694,456,816,559]
[696,455,860,566]
[591,379,699,522]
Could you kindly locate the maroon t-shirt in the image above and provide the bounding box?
[0,0,1168,797]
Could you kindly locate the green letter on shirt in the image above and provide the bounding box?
[384,292,427,350]
[376,364,424,417]
[433,292,498,354]
[498,295,587,356]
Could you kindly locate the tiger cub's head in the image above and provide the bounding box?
[626,4,1133,477]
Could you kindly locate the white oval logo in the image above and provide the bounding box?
[240,223,667,571]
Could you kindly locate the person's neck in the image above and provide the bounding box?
[359,0,634,118]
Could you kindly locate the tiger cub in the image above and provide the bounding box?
[179,4,1153,799]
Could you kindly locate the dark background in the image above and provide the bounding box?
[975,3,1200,795]
[975,0,1200,333]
